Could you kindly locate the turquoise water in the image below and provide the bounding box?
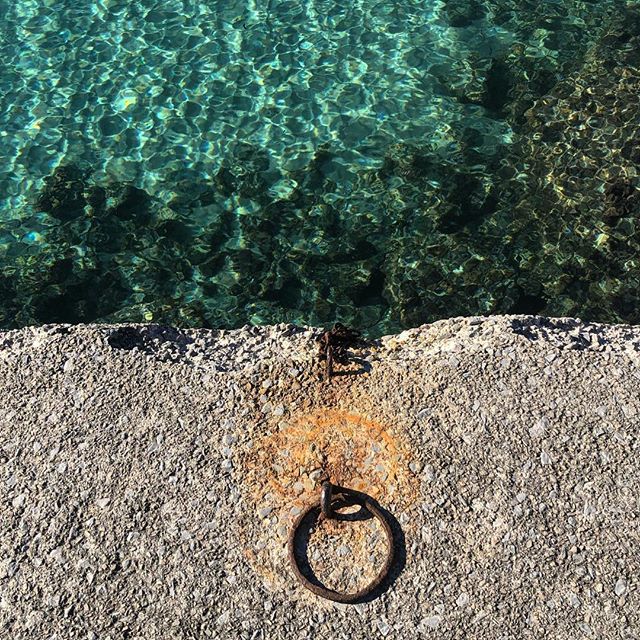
[1,0,639,334]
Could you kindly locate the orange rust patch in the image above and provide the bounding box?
[241,409,417,596]
[246,409,416,513]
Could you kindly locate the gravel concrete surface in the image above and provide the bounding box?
[1,315,639,639]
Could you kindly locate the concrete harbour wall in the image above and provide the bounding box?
[1,315,639,639]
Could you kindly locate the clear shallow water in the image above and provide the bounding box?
[0,0,639,334]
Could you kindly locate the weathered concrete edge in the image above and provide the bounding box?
[2,313,640,362]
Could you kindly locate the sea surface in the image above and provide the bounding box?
[1,0,639,335]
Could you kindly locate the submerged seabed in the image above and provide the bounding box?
[0,0,639,335]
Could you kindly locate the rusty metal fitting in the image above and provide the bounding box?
[288,481,395,604]
[319,480,333,520]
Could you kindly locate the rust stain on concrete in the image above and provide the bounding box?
[246,408,416,511]
[241,408,417,593]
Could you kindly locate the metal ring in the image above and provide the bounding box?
[288,486,395,604]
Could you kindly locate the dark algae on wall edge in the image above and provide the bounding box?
[0,1,639,335]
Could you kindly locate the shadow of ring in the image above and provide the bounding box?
[287,487,395,604]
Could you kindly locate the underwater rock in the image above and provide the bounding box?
[0,274,17,327]
[35,164,89,221]
[234,142,271,174]
[214,167,236,197]
[436,173,499,233]
[290,143,335,192]
[105,183,152,224]
[508,287,547,315]
[35,167,156,226]
[156,218,194,244]
[84,185,107,214]
[236,172,269,201]
[29,268,131,324]
[442,0,485,28]
[604,180,640,220]
[494,6,640,322]
[211,144,273,203]
[482,58,513,115]
[378,144,433,181]
[167,184,217,212]
[374,142,500,234]
[213,167,269,203]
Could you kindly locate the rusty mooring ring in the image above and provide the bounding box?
[288,482,395,603]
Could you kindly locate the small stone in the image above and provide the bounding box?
[529,417,547,438]
[376,618,391,636]
[409,461,423,474]
[258,506,273,518]
[622,404,637,418]
[419,615,442,631]
[49,547,64,562]
[12,494,25,508]
[540,450,551,465]
[309,469,324,483]
[423,464,436,481]
[216,610,230,625]
[273,405,285,417]
[614,577,627,596]
[96,498,110,508]
[336,545,350,557]
[222,434,237,446]
[456,592,469,607]
[221,459,233,471]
